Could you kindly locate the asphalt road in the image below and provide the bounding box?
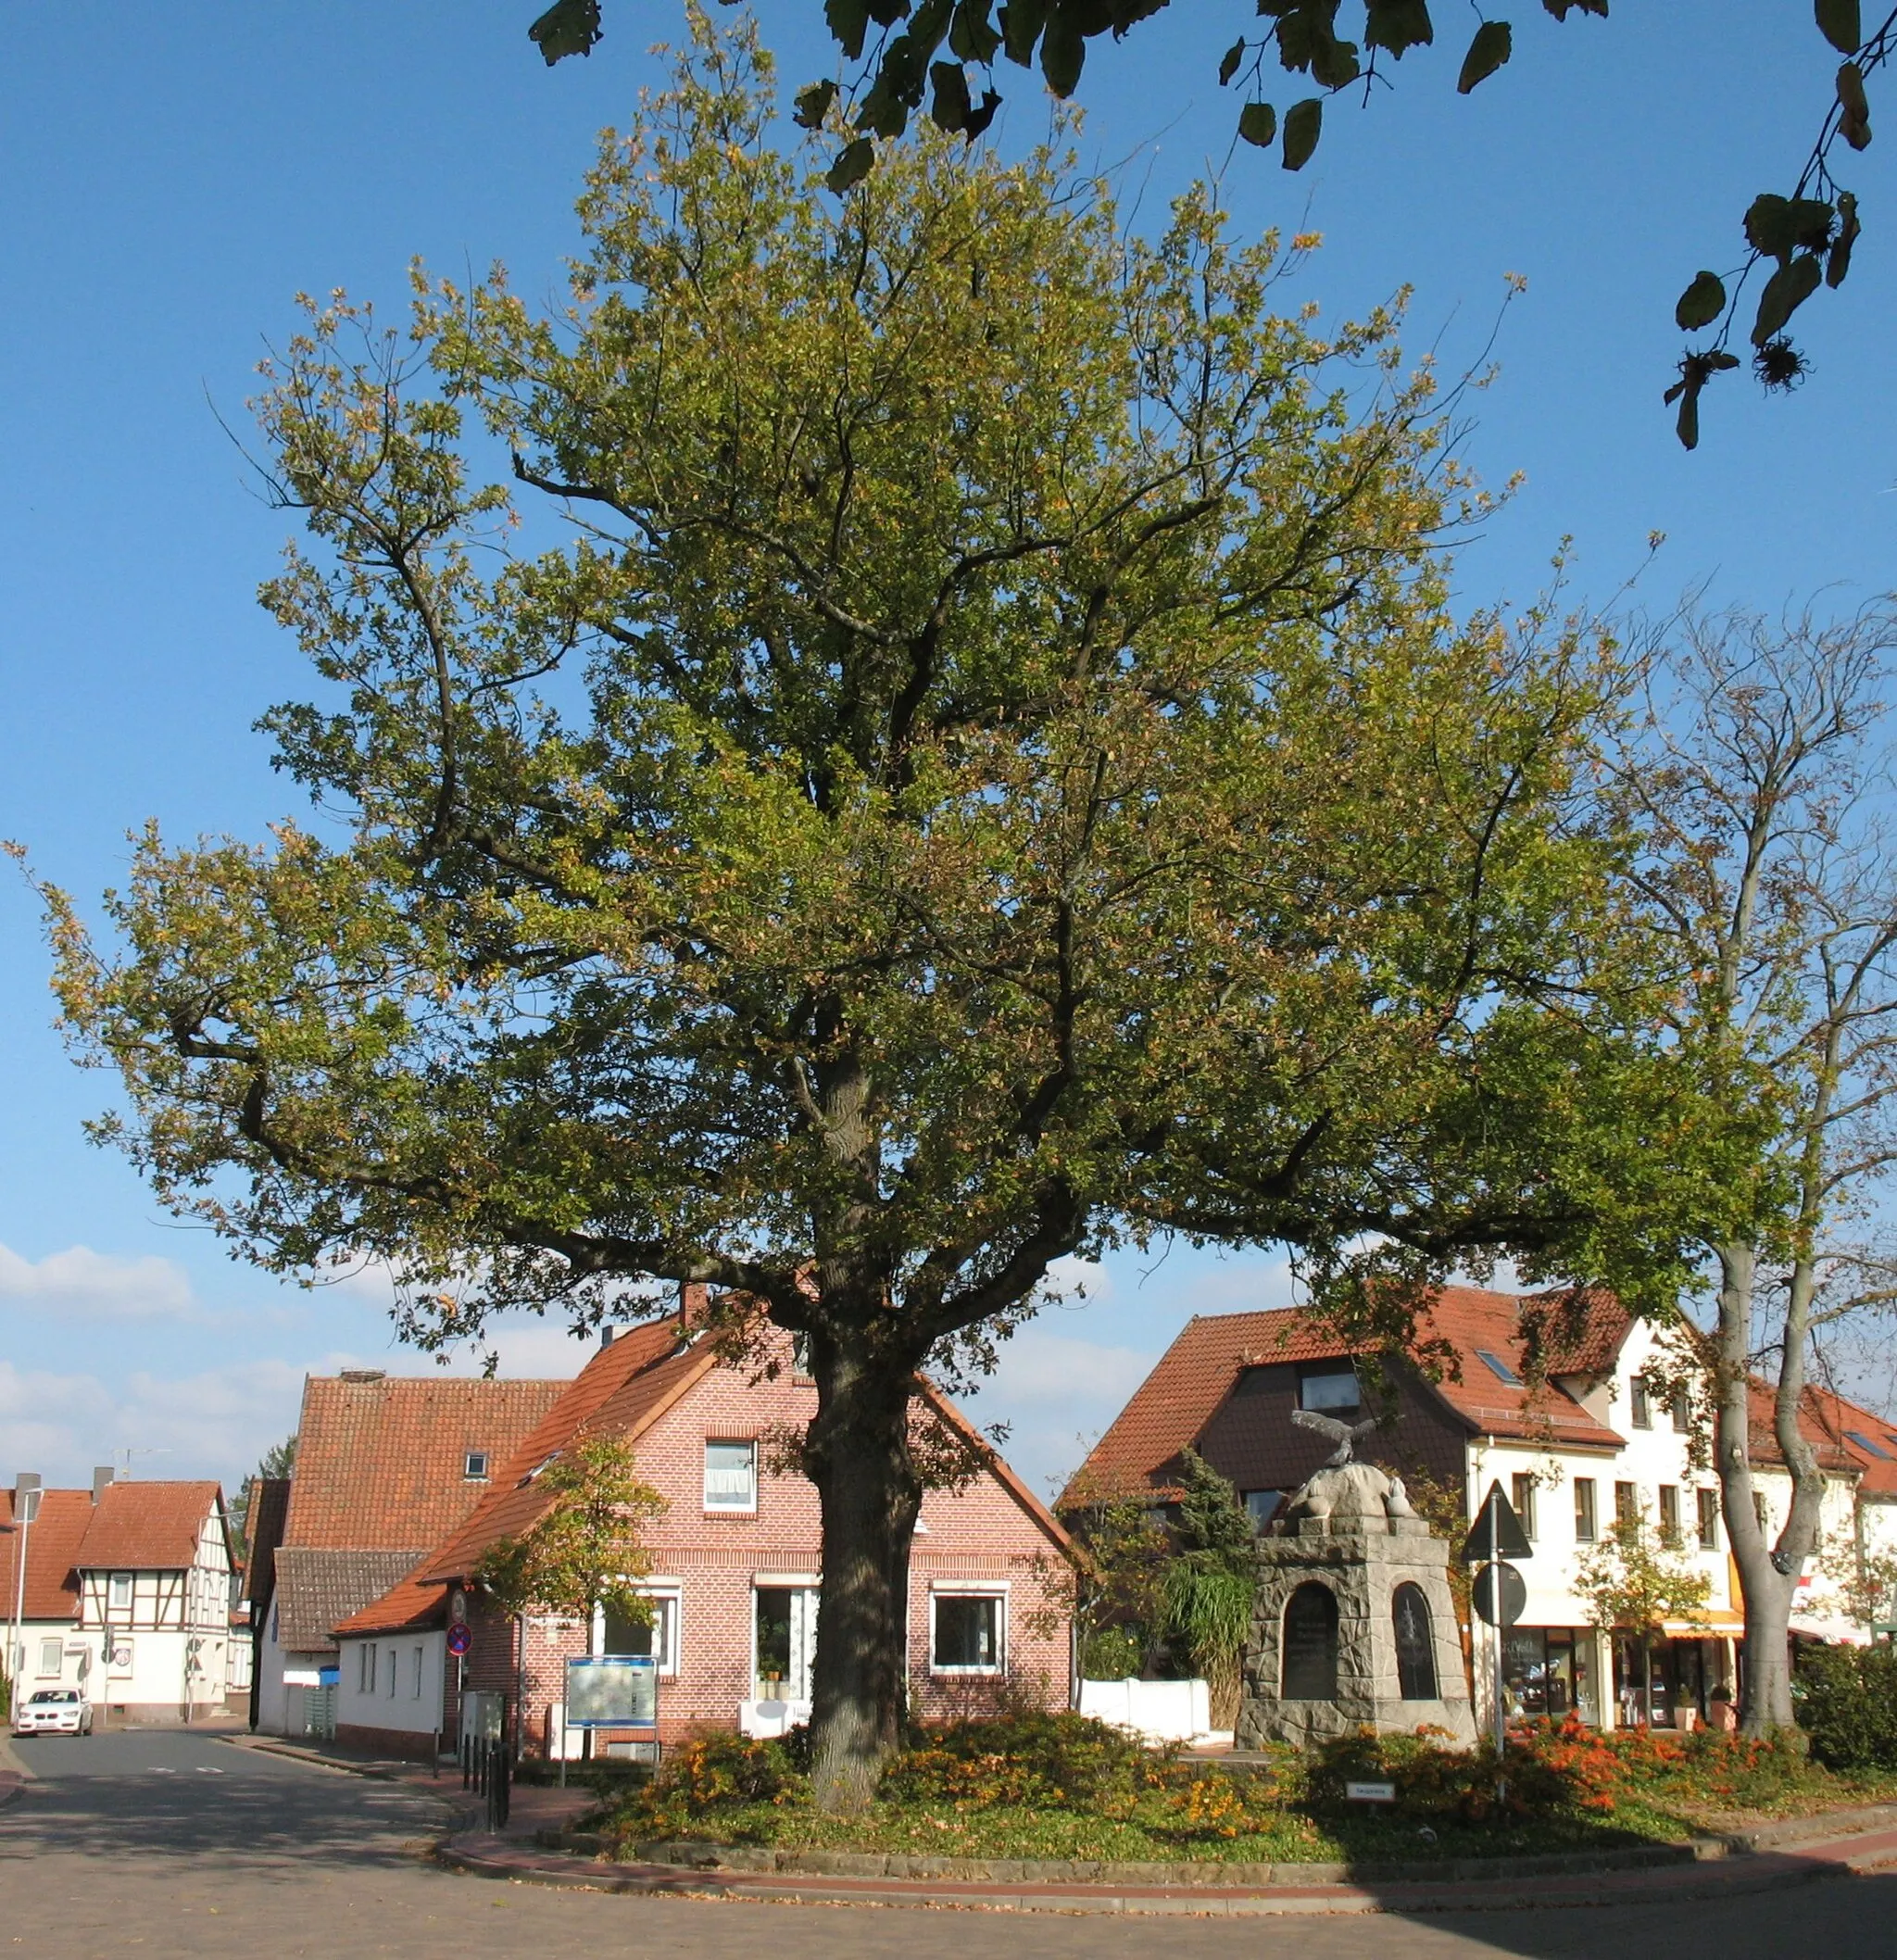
[4,1728,1896,1960]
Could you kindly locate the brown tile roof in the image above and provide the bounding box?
[421,1321,712,1583]
[273,1547,428,1653]
[283,1373,567,1551]
[74,1481,224,1573]
[0,1489,94,1620]
[332,1565,446,1639]
[1062,1287,1630,1506]
[242,1477,291,1605]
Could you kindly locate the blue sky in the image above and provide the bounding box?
[2,3,1892,1502]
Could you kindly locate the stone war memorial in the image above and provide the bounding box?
[1235,1408,1476,1748]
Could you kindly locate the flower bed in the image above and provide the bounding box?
[582,1712,1897,1869]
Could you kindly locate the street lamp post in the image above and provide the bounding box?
[7,1474,43,1704]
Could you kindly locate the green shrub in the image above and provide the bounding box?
[880,1710,1162,1811]
[1079,1627,1146,1679]
[1797,1642,1897,1770]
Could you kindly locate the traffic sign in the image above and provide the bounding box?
[1472,1560,1526,1628]
[1459,1480,1533,1564]
[446,1622,471,1656]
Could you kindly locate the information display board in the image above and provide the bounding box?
[564,1654,659,1730]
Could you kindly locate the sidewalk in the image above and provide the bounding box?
[433,1806,1897,1916]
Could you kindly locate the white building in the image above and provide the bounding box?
[1070,1287,1897,1730]
[5,1471,233,1725]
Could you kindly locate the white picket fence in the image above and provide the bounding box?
[1077,1675,1227,1744]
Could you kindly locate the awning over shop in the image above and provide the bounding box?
[1662,1611,1745,1636]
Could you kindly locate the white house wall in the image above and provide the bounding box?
[333,1631,446,1740]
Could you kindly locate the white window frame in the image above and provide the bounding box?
[595,1587,681,1677]
[108,1572,133,1613]
[703,1440,758,1514]
[927,1584,1008,1677]
[412,1644,425,1698]
[38,1637,62,1677]
[464,1450,489,1480]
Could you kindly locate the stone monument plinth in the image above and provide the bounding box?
[1234,1460,1476,1749]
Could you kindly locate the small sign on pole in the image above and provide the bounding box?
[446,1622,471,1657]
[1345,1780,1397,1803]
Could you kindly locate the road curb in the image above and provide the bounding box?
[433,1826,1897,1916]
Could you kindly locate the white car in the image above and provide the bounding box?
[12,1687,93,1737]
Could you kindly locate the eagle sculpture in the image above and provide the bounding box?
[1289,1406,1379,1466]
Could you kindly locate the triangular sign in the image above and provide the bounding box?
[1458,1479,1533,1563]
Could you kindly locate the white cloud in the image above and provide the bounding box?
[0,1241,201,1323]
[0,1351,362,1493]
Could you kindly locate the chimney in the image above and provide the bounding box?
[600,1326,616,1349]
[679,1282,710,1329]
[92,1466,118,1506]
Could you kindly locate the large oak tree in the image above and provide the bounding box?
[45,14,1725,1803]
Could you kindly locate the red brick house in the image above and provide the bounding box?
[336,1301,1074,1758]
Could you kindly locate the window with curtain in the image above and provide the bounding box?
[703,1440,758,1512]
[931,1592,1003,1672]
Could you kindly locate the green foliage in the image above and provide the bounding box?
[1159,1451,1256,1725]
[515,2,1887,446]
[1797,1643,1897,1770]
[40,7,1742,1790]
[1079,1624,1146,1679]
[879,1710,1161,1810]
[1572,1506,1713,1643]
[474,1435,666,1627]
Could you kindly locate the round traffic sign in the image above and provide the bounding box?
[446,1621,471,1656]
[1472,1560,1526,1628]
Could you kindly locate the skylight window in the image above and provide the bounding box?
[1845,1429,1892,1461]
[464,1450,489,1480]
[1476,1349,1524,1388]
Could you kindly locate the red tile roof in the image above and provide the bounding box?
[1746,1379,1891,1486]
[421,1321,712,1583]
[0,1489,94,1620]
[73,1481,224,1572]
[283,1374,567,1551]
[1063,1287,1629,1505]
[1803,1383,1897,1496]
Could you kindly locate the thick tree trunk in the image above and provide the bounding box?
[1712,1241,1818,1737]
[802,1328,923,1812]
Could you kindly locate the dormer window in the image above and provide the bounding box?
[1297,1363,1361,1414]
[463,1451,489,1481]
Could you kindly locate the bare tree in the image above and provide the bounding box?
[1610,604,1897,1733]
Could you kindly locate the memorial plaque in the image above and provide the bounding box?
[1281,1582,1339,1700]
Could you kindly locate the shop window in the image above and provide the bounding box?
[1392,1584,1437,1700]
[703,1440,758,1513]
[1574,1478,1597,1542]
[1501,1626,1595,1723]
[1511,1473,1539,1539]
[1697,1489,1720,1551]
[1630,1377,1652,1428]
[1281,1583,1338,1700]
[931,1592,1004,1674]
